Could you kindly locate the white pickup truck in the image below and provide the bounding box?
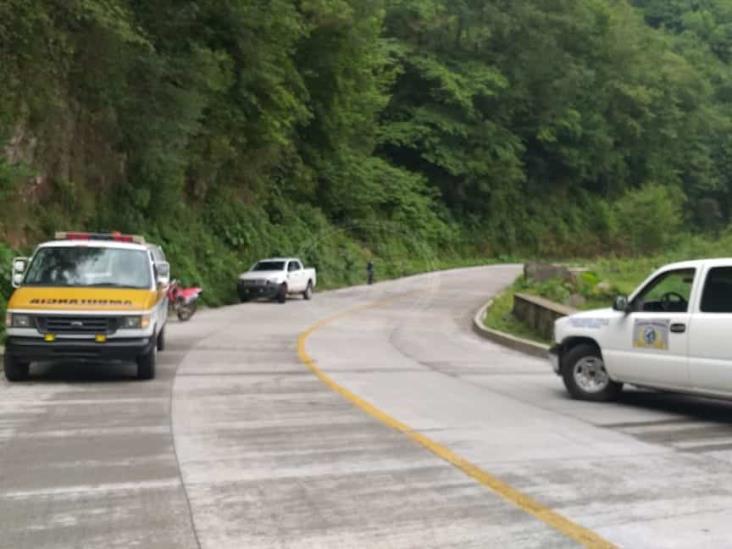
[551,258,732,402]
[237,257,316,303]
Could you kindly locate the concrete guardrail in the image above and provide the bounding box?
[472,299,549,358]
[512,292,576,342]
[472,292,577,358]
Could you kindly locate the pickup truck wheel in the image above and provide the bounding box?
[562,344,622,402]
[303,281,313,300]
[136,343,157,380]
[277,283,287,304]
[4,354,29,382]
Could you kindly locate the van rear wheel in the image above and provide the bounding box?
[561,344,622,402]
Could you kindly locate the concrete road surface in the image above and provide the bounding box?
[3,265,732,547]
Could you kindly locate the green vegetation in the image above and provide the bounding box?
[0,243,13,341]
[4,1,732,329]
[486,228,732,341]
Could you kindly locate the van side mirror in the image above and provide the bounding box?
[155,261,171,287]
[11,257,29,289]
[613,295,630,313]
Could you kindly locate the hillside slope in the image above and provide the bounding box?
[1,0,731,306]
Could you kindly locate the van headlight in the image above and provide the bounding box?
[120,315,151,329]
[7,313,32,328]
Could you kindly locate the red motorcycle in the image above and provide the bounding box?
[167,280,203,321]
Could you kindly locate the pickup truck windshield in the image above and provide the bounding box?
[253,261,285,271]
[23,247,152,289]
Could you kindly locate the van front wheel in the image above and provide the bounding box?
[137,342,157,380]
[4,354,29,382]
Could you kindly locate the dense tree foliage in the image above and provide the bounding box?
[2,0,732,303]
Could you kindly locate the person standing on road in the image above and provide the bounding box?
[367,261,374,285]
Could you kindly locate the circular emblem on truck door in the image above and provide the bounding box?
[643,326,657,345]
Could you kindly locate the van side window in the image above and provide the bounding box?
[701,267,732,313]
[632,268,695,313]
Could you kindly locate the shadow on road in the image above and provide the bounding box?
[27,361,141,383]
[616,389,732,424]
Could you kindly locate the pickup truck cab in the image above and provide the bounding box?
[3,232,170,381]
[551,258,732,401]
[237,257,316,304]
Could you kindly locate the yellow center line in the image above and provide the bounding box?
[297,294,615,549]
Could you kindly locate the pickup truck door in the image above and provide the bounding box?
[603,268,696,390]
[287,261,305,292]
[688,266,732,393]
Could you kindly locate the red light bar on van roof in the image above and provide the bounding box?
[54,231,146,244]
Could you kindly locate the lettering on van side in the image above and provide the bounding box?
[29,298,134,306]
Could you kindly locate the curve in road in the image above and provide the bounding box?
[297,292,612,548]
[6,265,732,547]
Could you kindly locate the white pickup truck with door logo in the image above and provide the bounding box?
[551,259,732,401]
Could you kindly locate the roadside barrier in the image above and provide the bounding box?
[472,299,550,358]
[512,292,576,341]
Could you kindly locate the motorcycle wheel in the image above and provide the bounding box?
[176,300,196,322]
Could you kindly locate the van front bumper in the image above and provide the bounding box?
[5,336,155,363]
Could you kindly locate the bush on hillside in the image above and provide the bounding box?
[613,183,684,254]
[0,243,15,341]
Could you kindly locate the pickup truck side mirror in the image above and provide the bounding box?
[613,295,631,313]
[11,257,29,289]
[155,261,171,287]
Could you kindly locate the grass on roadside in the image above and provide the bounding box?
[483,285,550,345]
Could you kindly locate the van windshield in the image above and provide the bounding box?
[23,247,152,289]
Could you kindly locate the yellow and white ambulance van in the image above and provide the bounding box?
[3,232,169,381]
